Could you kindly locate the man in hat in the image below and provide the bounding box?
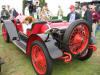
[67,5,80,22]
[1,5,10,20]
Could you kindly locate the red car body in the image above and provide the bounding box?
[14,15,70,36]
[1,15,97,75]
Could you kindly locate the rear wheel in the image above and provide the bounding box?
[78,49,93,61]
[30,40,52,75]
[2,24,10,43]
[63,20,91,56]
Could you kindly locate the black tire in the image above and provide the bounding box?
[30,40,52,75]
[78,49,93,61]
[63,20,91,56]
[2,24,10,43]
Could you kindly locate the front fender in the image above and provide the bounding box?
[37,34,63,59]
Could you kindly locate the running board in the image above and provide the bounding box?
[12,40,27,54]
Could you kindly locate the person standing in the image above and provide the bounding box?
[25,4,30,16]
[1,5,10,20]
[1,5,10,35]
[10,8,18,20]
[36,2,41,19]
[57,5,63,19]
[36,5,41,19]
[95,18,100,34]
[33,4,37,19]
[82,4,96,44]
[67,5,80,23]
[82,4,92,31]
[7,5,11,13]
[29,3,33,16]
[90,5,99,38]
[41,3,53,21]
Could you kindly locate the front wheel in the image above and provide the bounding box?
[30,40,52,75]
[78,49,93,61]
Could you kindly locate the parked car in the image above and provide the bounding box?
[1,15,97,75]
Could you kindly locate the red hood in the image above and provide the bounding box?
[40,22,70,33]
[47,22,70,29]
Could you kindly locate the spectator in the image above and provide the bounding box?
[33,4,37,19]
[82,4,92,31]
[36,5,41,19]
[1,5,10,20]
[95,19,100,34]
[41,3,53,21]
[25,4,30,16]
[82,4,96,44]
[35,2,39,7]
[67,5,80,23]
[57,5,63,19]
[7,5,11,13]
[10,8,18,20]
[82,4,92,30]
[90,5,99,38]
[29,3,33,16]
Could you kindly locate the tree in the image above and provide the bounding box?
[23,0,26,15]
[39,0,45,8]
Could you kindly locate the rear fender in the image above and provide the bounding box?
[26,34,63,59]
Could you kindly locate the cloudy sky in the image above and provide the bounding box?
[0,0,92,16]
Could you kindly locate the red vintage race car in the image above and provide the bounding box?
[1,15,97,75]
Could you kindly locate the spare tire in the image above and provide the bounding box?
[63,20,91,56]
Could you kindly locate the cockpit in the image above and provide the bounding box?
[23,16,37,24]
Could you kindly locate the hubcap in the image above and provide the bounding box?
[31,45,47,74]
[69,24,89,54]
[74,34,84,44]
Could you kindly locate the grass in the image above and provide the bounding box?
[0,24,100,75]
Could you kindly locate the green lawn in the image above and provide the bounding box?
[0,25,100,75]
